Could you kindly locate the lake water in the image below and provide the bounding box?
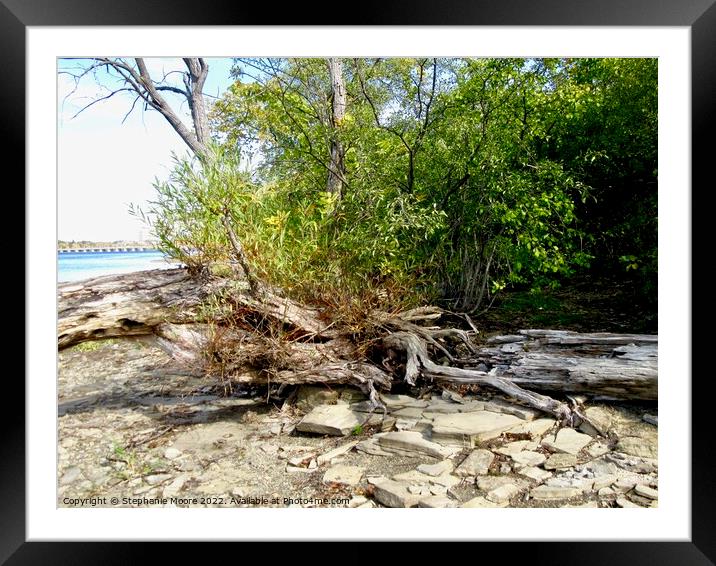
[58,250,180,282]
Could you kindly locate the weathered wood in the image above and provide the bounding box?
[58,271,657,424]
[476,330,658,400]
[58,268,335,349]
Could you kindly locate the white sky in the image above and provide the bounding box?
[57,57,234,242]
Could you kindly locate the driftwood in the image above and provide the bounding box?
[57,269,334,349]
[58,268,657,424]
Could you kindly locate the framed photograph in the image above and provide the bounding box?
[12,0,710,562]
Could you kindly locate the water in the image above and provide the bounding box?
[58,250,179,282]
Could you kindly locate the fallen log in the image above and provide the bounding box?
[57,269,658,425]
[58,268,335,349]
[476,330,657,401]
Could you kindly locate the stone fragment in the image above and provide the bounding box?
[586,442,610,459]
[392,407,427,419]
[323,465,364,486]
[477,476,527,492]
[494,440,533,455]
[483,399,540,420]
[628,493,653,507]
[377,431,457,459]
[316,441,359,465]
[145,474,172,486]
[580,407,614,436]
[593,475,617,490]
[616,436,657,459]
[163,475,188,498]
[379,394,429,409]
[296,405,368,436]
[60,467,81,485]
[431,411,522,446]
[461,496,509,508]
[517,466,552,482]
[511,451,547,468]
[454,449,494,477]
[544,453,578,470]
[369,478,422,508]
[633,484,658,500]
[163,447,182,460]
[506,418,556,439]
[417,460,454,477]
[355,438,392,456]
[296,385,340,411]
[486,483,521,504]
[348,496,368,508]
[418,495,456,508]
[529,486,581,500]
[616,497,640,508]
[542,428,592,455]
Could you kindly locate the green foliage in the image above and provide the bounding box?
[141,57,657,314]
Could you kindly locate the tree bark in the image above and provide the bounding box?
[327,58,347,199]
[57,269,334,350]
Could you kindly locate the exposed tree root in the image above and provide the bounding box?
[58,269,657,428]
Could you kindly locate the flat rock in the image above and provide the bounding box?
[417,460,454,477]
[477,476,527,492]
[379,394,429,409]
[370,478,422,508]
[393,469,461,488]
[633,484,658,499]
[316,440,359,465]
[60,467,81,485]
[486,483,521,504]
[616,436,658,459]
[455,449,495,476]
[296,405,368,436]
[495,440,534,456]
[377,431,457,459]
[506,418,556,439]
[628,493,653,507]
[517,466,552,482]
[593,475,618,490]
[431,411,522,446]
[544,453,578,470]
[529,485,581,500]
[511,451,547,468]
[348,495,369,508]
[296,385,340,411]
[392,406,427,419]
[355,438,393,456]
[542,428,592,455]
[616,497,641,508]
[163,447,182,460]
[457,401,488,413]
[163,475,188,498]
[323,465,365,486]
[586,458,620,476]
[145,474,172,486]
[461,496,508,508]
[418,495,456,508]
[581,406,614,436]
[483,399,540,420]
[586,442,611,459]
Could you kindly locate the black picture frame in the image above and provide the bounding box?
[9,0,712,562]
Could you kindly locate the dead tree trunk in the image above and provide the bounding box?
[327,58,347,199]
[58,270,657,424]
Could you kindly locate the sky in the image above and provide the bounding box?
[57,57,234,242]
